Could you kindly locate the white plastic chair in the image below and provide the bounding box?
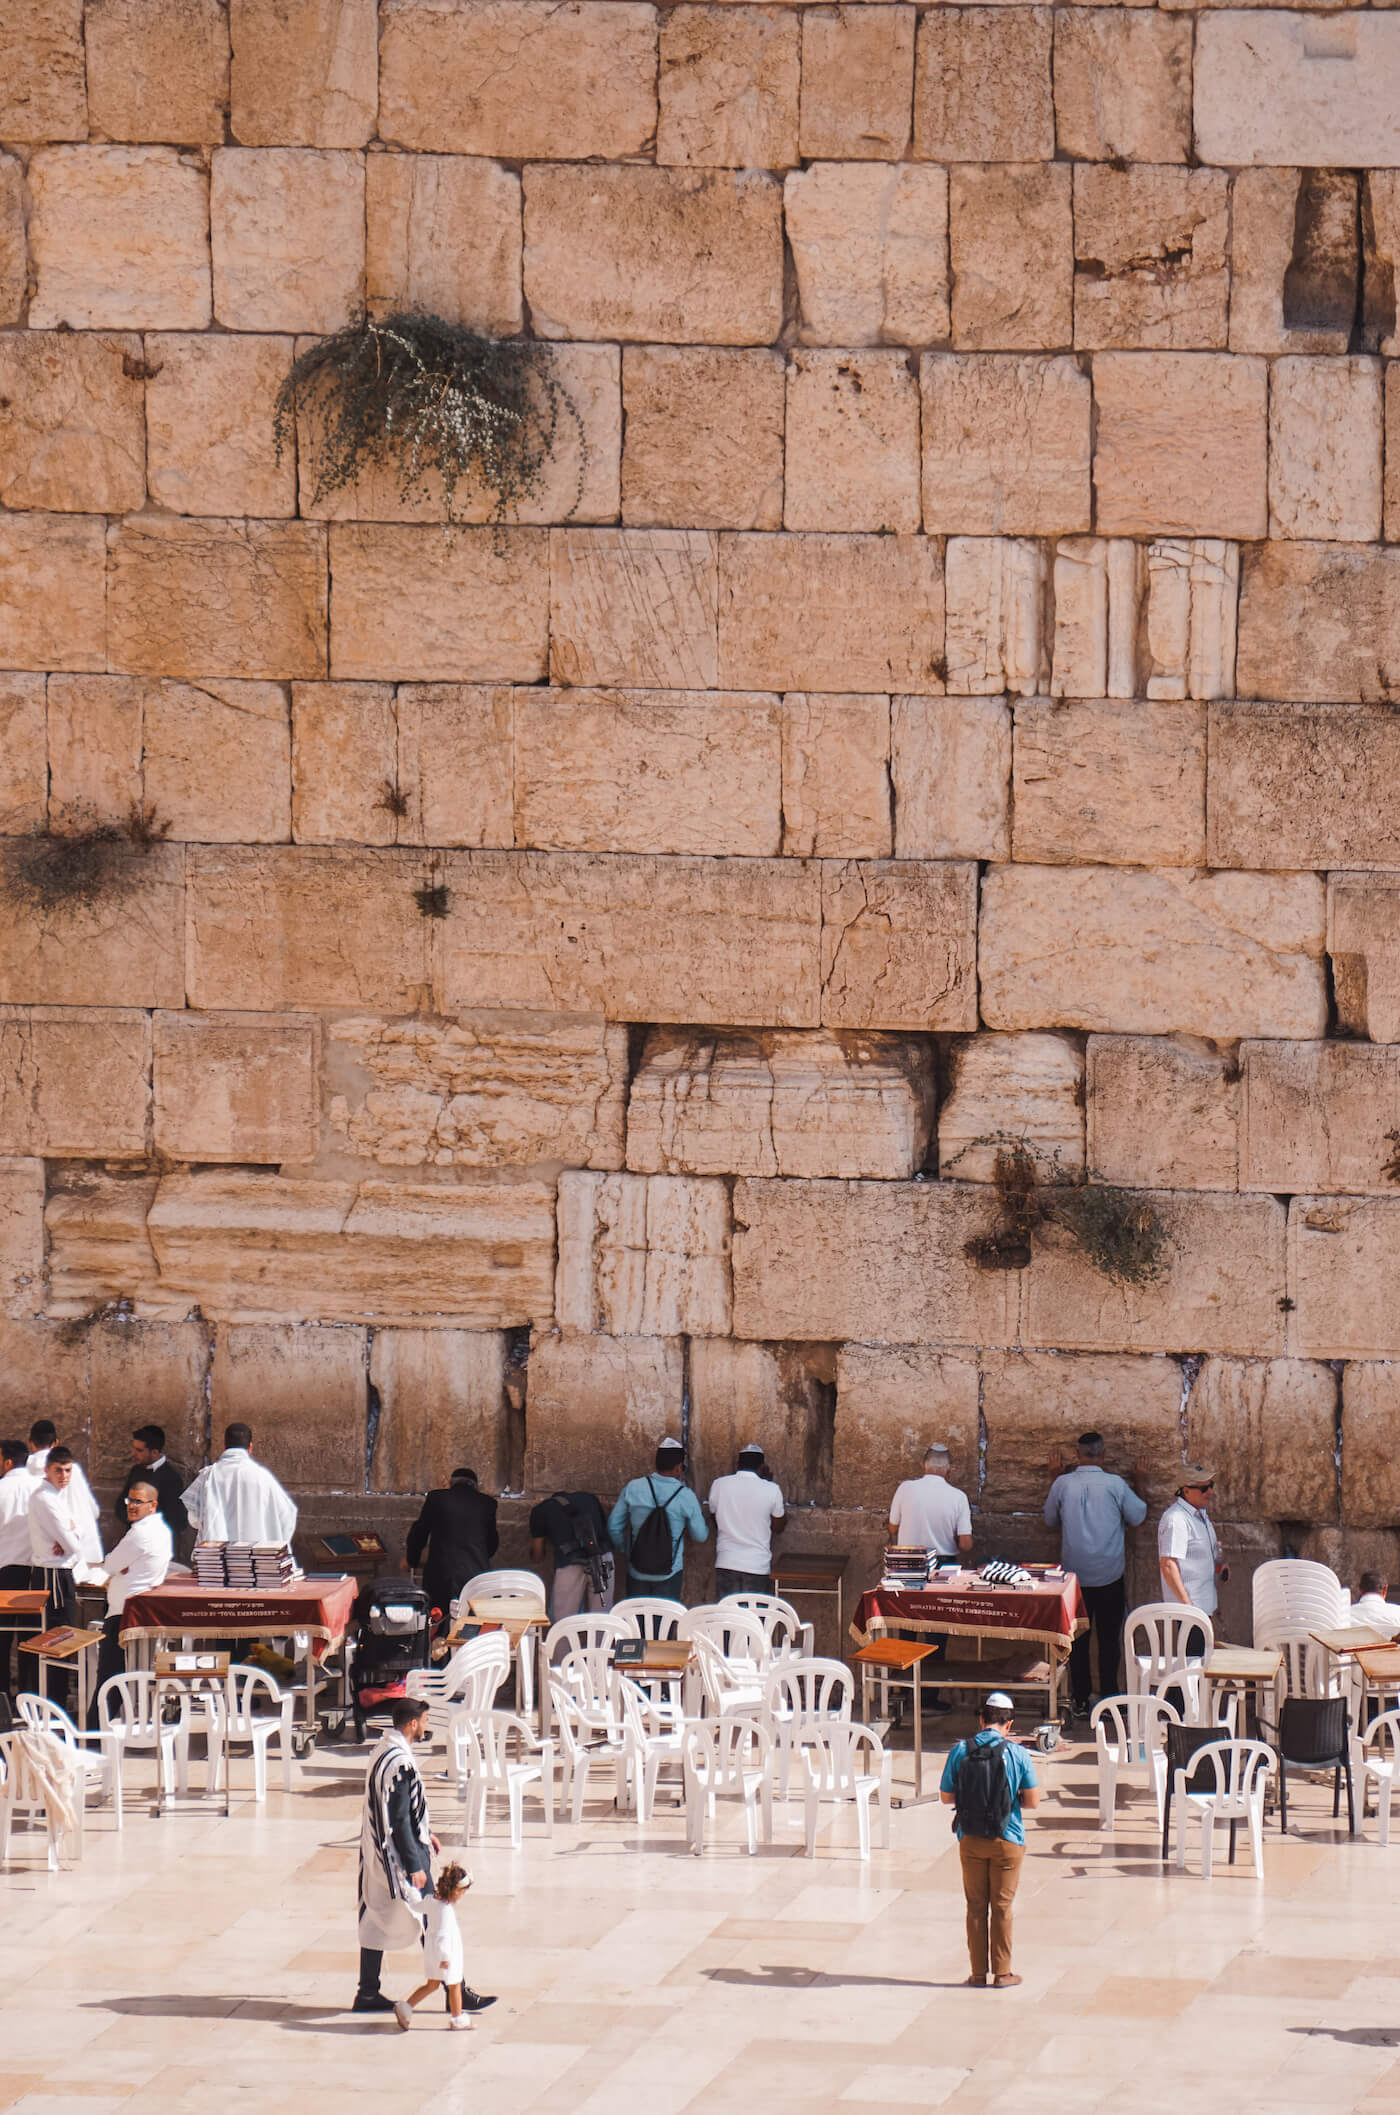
[762,1657,853,1796]
[1091,1693,1181,1831]
[691,1631,767,1720]
[15,1695,124,1830]
[456,1569,548,1608]
[0,1729,83,1868]
[1173,1737,1272,1879]
[1124,1603,1214,1717]
[407,1631,511,1754]
[612,1597,685,1642]
[97,1671,190,1800]
[451,1708,555,1848]
[719,1592,814,1661]
[1252,1559,1347,1646]
[682,1606,771,1671]
[616,1675,686,1821]
[545,1613,626,1665]
[800,1722,891,1860]
[549,1678,629,1824]
[201,1668,295,1802]
[683,1715,773,1856]
[1354,1709,1400,1845]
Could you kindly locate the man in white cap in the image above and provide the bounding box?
[608,1439,708,1603]
[707,1445,786,1599]
[940,1692,1041,1989]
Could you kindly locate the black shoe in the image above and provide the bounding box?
[462,1987,497,2013]
[351,1992,396,2015]
[1071,1701,1091,1721]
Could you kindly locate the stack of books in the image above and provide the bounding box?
[251,1543,303,1586]
[224,1544,257,1588]
[882,1545,935,1588]
[193,1543,227,1585]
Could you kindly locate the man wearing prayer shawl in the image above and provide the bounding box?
[353,1697,436,2014]
[181,1422,298,1547]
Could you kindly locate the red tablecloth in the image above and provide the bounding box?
[120,1575,357,1660]
[851,1574,1087,1655]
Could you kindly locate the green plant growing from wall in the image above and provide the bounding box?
[954,1135,1171,1286]
[6,803,172,915]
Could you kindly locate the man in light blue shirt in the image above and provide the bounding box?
[940,1692,1040,1986]
[1044,1431,1147,1717]
[608,1439,708,1602]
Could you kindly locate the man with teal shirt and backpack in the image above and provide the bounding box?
[608,1438,708,1602]
[940,1692,1041,1988]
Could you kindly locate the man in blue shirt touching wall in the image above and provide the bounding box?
[1044,1430,1147,1718]
[608,1438,708,1602]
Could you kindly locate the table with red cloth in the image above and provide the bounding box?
[120,1574,357,1732]
[850,1571,1088,1719]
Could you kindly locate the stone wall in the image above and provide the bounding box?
[1,0,1399,1638]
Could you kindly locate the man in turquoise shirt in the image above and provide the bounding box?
[940,1693,1040,1988]
[607,1438,708,1602]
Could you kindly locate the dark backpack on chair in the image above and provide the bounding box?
[628,1476,682,1577]
[953,1738,1015,1839]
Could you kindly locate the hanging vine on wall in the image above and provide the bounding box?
[273,313,584,528]
[6,803,172,916]
[953,1135,1172,1287]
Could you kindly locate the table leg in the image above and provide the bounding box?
[861,1664,870,1728]
[913,1667,923,1800]
[38,1656,49,1707]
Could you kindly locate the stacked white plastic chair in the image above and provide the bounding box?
[1252,1559,1353,1729]
[718,1593,814,1661]
[453,1570,548,1716]
[1090,1693,1181,1832]
[1172,1737,1271,1878]
[683,1716,773,1856]
[16,1694,124,1830]
[407,1630,511,1757]
[1124,1603,1215,1722]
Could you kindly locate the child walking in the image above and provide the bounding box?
[395,1864,473,2033]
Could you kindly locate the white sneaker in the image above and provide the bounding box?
[449,2014,474,2032]
[393,2001,412,2032]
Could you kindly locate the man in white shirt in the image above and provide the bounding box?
[27,1418,100,1529]
[1157,1465,1226,1630]
[707,1445,786,1597]
[889,1445,974,1558]
[1354,1572,1400,1641]
[182,1423,298,1547]
[88,1480,173,1718]
[0,1437,35,1690]
[29,1447,104,1626]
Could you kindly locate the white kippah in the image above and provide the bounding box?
[658,1436,683,1450]
[984,1691,1014,1710]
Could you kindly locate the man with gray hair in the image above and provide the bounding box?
[1045,1431,1147,1718]
[888,1444,973,1715]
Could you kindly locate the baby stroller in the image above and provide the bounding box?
[349,1575,432,1741]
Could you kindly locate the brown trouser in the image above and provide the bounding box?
[958,1835,1025,1980]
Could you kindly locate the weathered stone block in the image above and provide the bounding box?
[146,333,296,517]
[525,166,783,345]
[786,163,949,348]
[380,0,657,159]
[0,1008,149,1159]
[914,7,1052,162]
[621,347,784,532]
[921,355,1089,537]
[690,1338,838,1506]
[821,861,978,1032]
[1388,367,1400,544]
[980,865,1328,1038]
[44,1171,170,1318]
[186,846,431,1011]
[292,682,398,846]
[1242,1041,1400,1197]
[890,695,1010,862]
[1094,353,1268,538]
[1195,14,1400,167]
[1073,165,1230,350]
[1054,10,1191,161]
[1209,703,1400,870]
[949,164,1071,351]
[0,515,104,673]
[0,841,184,1010]
[370,1328,508,1494]
[109,519,327,681]
[523,1331,682,1495]
[1238,543,1400,704]
[1342,1364,1400,1529]
[784,350,921,534]
[1329,874,1400,1044]
[145,680,292,844]
[1268,357,1382,543]
[1087,1035,1240,1192]
[780,694,891,859]
[720,534,946,696]
[0,156,25,325]
[945,538,1049,696]
[1186,1358,1338,1525]
[556,1169,730,1338]
[658,6,799,167]
[154,1012,317,1165]
[938,1032,1084,1184]
[1141,538,1240,701]
[365,154,521,335]
[328,1013,628,1171]
[1228,168,1375,361]
[0,1316,210,1479]
[398,685,516,848]
[982,1349,1183,1514]
[329,525,546,682]
[86,0,228,144]
[0,678,47,836]
[229,0,377,146]
[46,675,141,828]
[799,7,913,160]
[30,146,211,329]
[626,1027,935,1181]
[211,1324,365,1488]
[212,147,364,332]
[1290,1198,1400,1359]
[549,531,718,690]
[831,1344,979,1512]
[0,0,86,140]
[1013,696,1206,866]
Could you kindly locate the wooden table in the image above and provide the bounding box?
[0,1587,49,1683]
[463,1595,549,1727]
[1311,1626,1389,1656]
[1200,1645,1282,1737]
[852,1638,937,1804]
[772,1554,848,1650]
[1353,1646,1400,1718]
[852,1573,1087,1722]
[20,1625,104,1727]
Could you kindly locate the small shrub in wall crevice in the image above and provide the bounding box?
[6,804,172,916]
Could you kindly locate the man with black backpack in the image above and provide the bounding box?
[607,1439,708,1602]
[939,1692,1041,1989]
[528,1490,616,1617]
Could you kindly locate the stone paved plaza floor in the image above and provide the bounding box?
[4,1718,1400,2115]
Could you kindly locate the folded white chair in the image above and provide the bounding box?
[16,1694,123,1830]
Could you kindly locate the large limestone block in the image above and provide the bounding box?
[1268,358,1382,544]
[1329,875,1400,1044]
[1186,1358,1337,1524]
[109,519,327,682]
[785,164,949,349]
[0,677,48,835]
[914,7,1053,162]
[0,515,104,672]
[945,538,1049,696]
[0,156,25,325]
[890,695,1010,862]
[831,1345,978,1511]
[1209,703,1400,870]
[1229,168,1348,360]
[626,1027,936,1181]
[328,1013,627,1171]
[732,1178,1020,1347]
[921,355,1090,538]
[398,685,516,848]
[329,525,546,683]
[292,681,399,846]
[820,860,978,1032]
[549,531,717,690]
[435,850,821,1027]
[0,332,144,514]
[1389,369,1400,545]
[186,846,432,1012]
[1195,14,1400,167]
[1012,697,1206,866]
[784,350,920,534]
[44,1171,171,1319]
[981,1349,1183,1514]
[86,0,228,144]
[1087,1036,1240,1192]
[211,1323,366,1490]
[1048,536,1239,704]
[798,7,913,161]
[523,1332,682,1494]
[1072,166,1230,351]
[658,6,799,168]
[0,0,86,139]
[1289,1198,1400,1359]
[515,688,781,857]
[46,675,142,828]
[365,154,521,335]
[719,533,944,695]
[154,1012,317,1166]
[1237,543,1400,705]
[938,1032,1085,1185]
[780,694,891,860]
[949,164,1072,351]
[980,866,1328,1039]
[690,1338,837,1505]
[556,1170,730,1338]
[621,348,783,532]
[146,333,296,517]
[30,146,211,330]
[370,1329,508,1493]
[1093,354,1268,538]
[380,0,657,159]
[1342,1364,1400,1529]
[525,166,782,346]
[229,0,377,147]
[212,148,364,333]
[0,1008,149,1159]
[13,1316,212,1485]
[0,841,184,1011]
[144,680,292,844]
[149,1172,558,1328]
[1242,1041,1400,1197]
[1054,11,1191,162]
[1021,1191,1287,1357]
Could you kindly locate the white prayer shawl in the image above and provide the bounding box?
[28,1480,103,1569]
[0,1463,33,1568]
[358,1731,430,1952]
[181,1449,298,1545]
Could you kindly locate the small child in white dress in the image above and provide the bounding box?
[395,1864,473,2032]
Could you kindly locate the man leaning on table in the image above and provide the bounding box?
[87,1480,172,1722]
[1044,1431,1147,1718]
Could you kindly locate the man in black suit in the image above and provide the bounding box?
[117,1425,188,1549]
[406,1468,499,1624]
